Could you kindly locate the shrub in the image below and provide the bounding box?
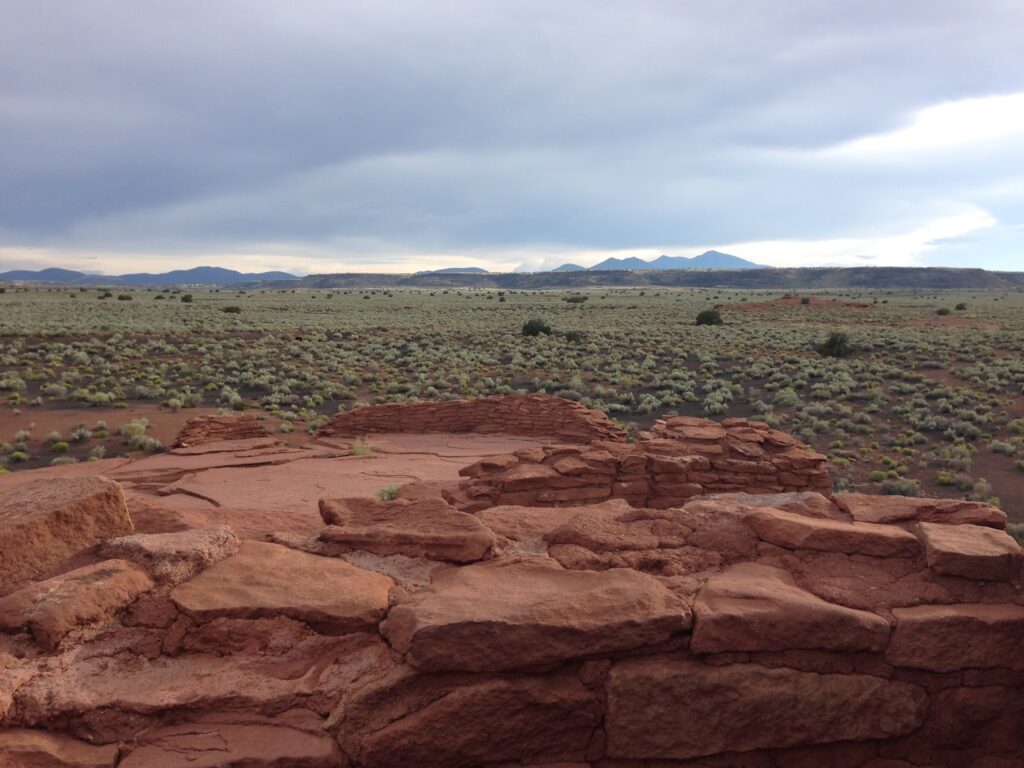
[521,319,552,336]
[880,477,919,496]
[564,295,588,304]
[564,330,584,343]
[695,309,723,326]
[1008,523,1024,545]
[800,297,810,305]
[221,306,242,314]
[936,307,951,316]
[955,302,967,311]
[50,441,69,453]
[117,294,132,301]
[180,294,193,303]
[352,439,373,456]
[376,484,399,501]
[815,332,854,358]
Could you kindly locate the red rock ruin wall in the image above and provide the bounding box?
[454,415,832,510]
[174,414,270,448]
[316,394,627,443]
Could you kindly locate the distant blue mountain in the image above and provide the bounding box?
[552,263,587,272]
[415,266,490,275]
[585,250,766,271]
[0,266,300,285]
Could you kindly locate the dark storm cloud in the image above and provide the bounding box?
[2,1,1024,270]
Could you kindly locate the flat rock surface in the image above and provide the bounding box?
[171,541,393,632]
[0,477,132,592]
[334,668,601,768]
[917,521,1021,580]
[319,496,494,562]
[10,636,386,739]
[886,603,1024,672]
[744,507,921,557]
[836,493,1007,528]
[702,491,844,519]
[0,728,118,767]
[0,559,153,649]
[119,716,343,767]
[606,657,928,760]
[691,562,890,653]
[381,557,690,671]
[100,524,239,584]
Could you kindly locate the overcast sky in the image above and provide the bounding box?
[3,1,1024,274]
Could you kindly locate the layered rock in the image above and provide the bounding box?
[316,394,627,443]
[456,416,831,511]
[0,477,132,593]
[1,397,1022,768]
[173,413,272,448]
[319,496,494,562]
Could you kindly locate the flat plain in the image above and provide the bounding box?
[1,283,1021,527]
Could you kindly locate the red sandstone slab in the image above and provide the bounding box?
[381,557,690,671]
[835,493,1007,528]
[743,507,920,557]
[0,477,132,592]
[701,491,843,519]
[605,657,928,760]
[318,496,494,562]
[171,541,392,632]
[119,717,343,767]
[0,729,118,767]
[917,522,1021,580]
[691,563,890,653]
[886,603,1024,672]
[0,559,154,649]
[333,667,601,768]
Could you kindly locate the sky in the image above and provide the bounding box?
[3,1,1024,275]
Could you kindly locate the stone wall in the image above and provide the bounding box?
[174,414,270,448]
[2,403,1023,768]
[454,415,832,510]
[316,394,627,443]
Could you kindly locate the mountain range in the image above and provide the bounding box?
[553,250,766,271]
[0,266,299,286]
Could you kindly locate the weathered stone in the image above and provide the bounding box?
[886,603,1024,672]
[10,635,386,742]
[99,525,239,585]
[334,666,601,768]
[381,557,689,671]
[691,563,890,653]
[0,477,132,592]
[744,507,920,557]
[917,522,1021,580]
[171,541,392,632]
[118,715,344,767]
[702,491,843,519]
[0,729,118,767]
[173,414,271,448]
[606,657,928,759]
[836,493,1007,528]
[318,497,494,562]
[0,560,154,649]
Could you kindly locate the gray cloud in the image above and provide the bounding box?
[3,1,1024,271]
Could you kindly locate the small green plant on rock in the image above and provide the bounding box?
[376,484,399,501]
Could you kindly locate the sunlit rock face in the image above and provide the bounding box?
[1,400,1021,768]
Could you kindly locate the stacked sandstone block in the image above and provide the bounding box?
[173,413,271,448]
[1,424,1023,766]
[456,415,831,511]
[316,394,627,443]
